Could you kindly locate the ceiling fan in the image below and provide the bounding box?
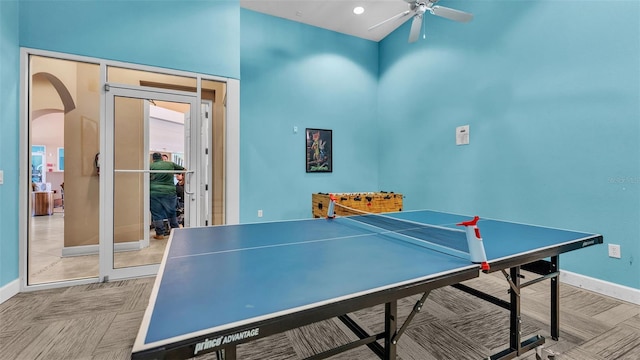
[369,0,473,43]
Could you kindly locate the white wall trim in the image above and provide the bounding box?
[0,279,20,304]
[225,78,240,225]
[561,270,640,305]
[62,241,140,257]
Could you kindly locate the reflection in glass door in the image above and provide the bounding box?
[27,55,101,286]
[105,86,197,280]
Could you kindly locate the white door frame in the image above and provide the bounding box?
[102,84,198,281]
[200,100,213,226]
[19,47,240,292]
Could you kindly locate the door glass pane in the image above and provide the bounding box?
[28,55,100,285]
[112,96,189,269]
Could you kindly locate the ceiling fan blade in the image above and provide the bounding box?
[431,5,473,22]
[408,14,422,43]
[368,10,412,31]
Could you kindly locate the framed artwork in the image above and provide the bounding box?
[305,128,332,173]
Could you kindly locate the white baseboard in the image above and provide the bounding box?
[561,270,640,305]
[61,241,141,257]
[0,279,20,304]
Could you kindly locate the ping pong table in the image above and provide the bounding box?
[131,209,602,360]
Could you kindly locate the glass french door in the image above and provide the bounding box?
[103,85,199,280]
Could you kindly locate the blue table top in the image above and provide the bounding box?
[133,209,601,352]
[390,210,599,262]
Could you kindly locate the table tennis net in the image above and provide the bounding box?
[332,202,471,261]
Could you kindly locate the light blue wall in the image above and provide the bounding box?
[0,0,20,288]
[378,0,640,288]
[240,9,380,222]
[19,0,240,78]
[2,1,637,291]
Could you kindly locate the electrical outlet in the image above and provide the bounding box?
[258,210,263,217]
[608,244,621,259]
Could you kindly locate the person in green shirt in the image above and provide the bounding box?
[150,152,185,239]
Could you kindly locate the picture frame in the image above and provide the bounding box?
[305,128,332,173]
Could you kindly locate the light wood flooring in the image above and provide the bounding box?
[1,271,638,360]
[29,210,168,284]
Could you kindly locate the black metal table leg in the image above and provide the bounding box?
[550,255,560,340]
[509,266,521,353]
[221,345,236,360]
[489,266,545,359]
[384,300,398,360]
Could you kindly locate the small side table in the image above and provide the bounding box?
[32,191,54,216]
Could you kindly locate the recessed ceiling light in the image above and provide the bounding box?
[353,6,365,15]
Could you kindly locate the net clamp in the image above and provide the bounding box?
[456,216,490,271]
[326,194,337,219]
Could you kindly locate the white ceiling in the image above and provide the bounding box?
[240,0,416,42]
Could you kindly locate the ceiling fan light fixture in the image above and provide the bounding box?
[353,6,365,15]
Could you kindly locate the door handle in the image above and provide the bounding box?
[184,171,195,195]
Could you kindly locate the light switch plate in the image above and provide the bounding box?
[456,125,470,145]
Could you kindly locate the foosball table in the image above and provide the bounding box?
[312,192,403,218]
